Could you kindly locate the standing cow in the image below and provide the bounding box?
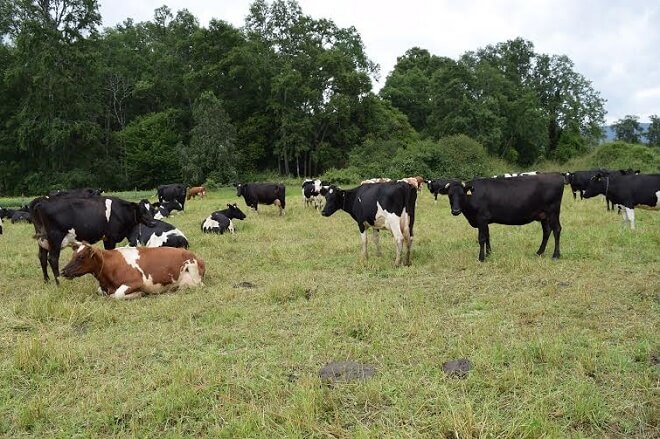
[426,178,452,202]
[235,183,286,216]
[321,181,417,267]
[30,196,154,284]
[157,184,187,212]
[445,173,565,262]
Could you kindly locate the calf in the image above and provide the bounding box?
[321,181,417,267]
[62,242,205,299]
[30,196,154,284]
[201,204,246,234]
[445,173,565,262]
[426,178,452,202]
[235,183,286,216]
[128,219,189,248]
[187,186,206,200]
[157,184,187,212]
[583,172,660,229]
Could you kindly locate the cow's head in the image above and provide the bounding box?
[446,180,472,216]
[583,173,606,198]
[320,185,343,216]
[234,183,244,197]
[136,199,156,227]
[563,172,573,185]
[226,203,246,220]
[62,242,102,279]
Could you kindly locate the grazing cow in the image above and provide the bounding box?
[445,173,565,262]
[187,186,206,200]
[583,172,660,229]
[426,178,452,202]
[62,242,205,299]
[30,196,154,284]
[157,184,187,212]
[128,219,189,248]
[361,177,392,185]
[321,181,417,267]
[235,183,286,216]
[302,179,327,209]
[201,203,247,234]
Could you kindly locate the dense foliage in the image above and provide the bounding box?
[0,0,633,196]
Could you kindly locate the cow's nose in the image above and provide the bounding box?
[451,209,461,216]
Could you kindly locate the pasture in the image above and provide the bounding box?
[0,186,658,437]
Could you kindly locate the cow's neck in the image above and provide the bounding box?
[461,193,479,226]
[341,189,359,219]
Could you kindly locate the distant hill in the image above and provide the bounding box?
[601,123,650,143]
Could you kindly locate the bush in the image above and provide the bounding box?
[320,167,363,186]
[564,142,660,173]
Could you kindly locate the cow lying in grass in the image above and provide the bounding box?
[62,242,205,299]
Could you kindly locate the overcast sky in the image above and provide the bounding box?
[99,0,659,124]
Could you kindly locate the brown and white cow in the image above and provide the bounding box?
[187,186,207,200]
[398,176,425,191]
[361,177,392,185]
[62,242,205,299]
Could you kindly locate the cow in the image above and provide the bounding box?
[157,184,187,212]
[398,176,425,191]
[566,169,639,211]
[361,177,392,185]
[445,173,565,262]
[302,179,327,209]
[426,178,452,202]
[128,219,188,248]
[492,171,539,178]
[48,188,103,198]
[30,195,155,285]
[150,200,182,220]
[235,183,286,216]
[321,181,417,267]
[201,203,247,234]
[62,242,205,299]
[10,211,32,223]
[187,186,206,200]
[582,172,660,229]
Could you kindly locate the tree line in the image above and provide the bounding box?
[0,0,629,195]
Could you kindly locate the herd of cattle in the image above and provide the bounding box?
[0,169,658,299]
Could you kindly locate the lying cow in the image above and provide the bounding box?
[445,173,564,262]
[62,242,205,299]
[127,219,189,248]
[583,172,660,229]
[235,182,286,216]
[321,181,417,267]
[187,186,206,200]
[201,204,246,234]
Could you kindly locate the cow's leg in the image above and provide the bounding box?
[109,284,141,300]
[403,229,413,266]
[477,223,489,262]
[372,229,382,256]
[579,190,584,200]
[47,246,62,286]
[621,208,629,227]
[536,219,551,256]
[434,193,438,202]
[550,216,562,259]
[572,191,577,200]
[626,207,635,230]
[359,227,368,262]
[39,246,50,282]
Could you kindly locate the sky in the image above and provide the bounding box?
[99,0,660,124]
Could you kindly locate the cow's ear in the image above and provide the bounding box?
[463,182,474,193]
[444,182,450,189]
[70,241,81,250]
[227,203,232,208]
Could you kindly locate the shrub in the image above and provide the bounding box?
[564,142,660,173]
[320,167,363,186]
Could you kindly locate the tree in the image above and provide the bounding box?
[613,115,643,144]
[180,92,237,184]
[646,115,660,147]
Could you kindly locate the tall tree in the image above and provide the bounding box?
[646,115,660,147]
[613,115,643,144]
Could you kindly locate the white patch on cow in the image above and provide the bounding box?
[112,284,130,299]
[76,243,86,253]
[228,220,235,234]
[116,246,141,270]
[144,202,151,212]
[154,211,164,220]
[328,188,333,194]
[313,179,322,193]
[38,237,50,250]
[60,228,77,248]
[145,228,187,247]
[177,259,204,288]
[202,216,220,232]
[97,286,106,296]
[105,199,112,222]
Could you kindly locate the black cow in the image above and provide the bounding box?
[583,172,660,229]
[321,182,417,267]
[157,184,187,212]
[128,219,188,248]
[0,207,32,223]
[201,204,247,234]
[30,196,154,284]
[235,183,286,216]
[426,178,453,202]
[446,173,565,262]
[48,188,103,198]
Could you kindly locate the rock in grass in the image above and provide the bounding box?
[234,281,256,289]
[319,361,375,383]
[442,358,472,378]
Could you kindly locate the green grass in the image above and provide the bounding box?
[0,186,658,437]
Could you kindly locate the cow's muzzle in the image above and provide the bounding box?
[451,209,461,216]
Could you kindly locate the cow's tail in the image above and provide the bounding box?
[406,184,417,237]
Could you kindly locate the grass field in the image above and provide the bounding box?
[0,186,658,437]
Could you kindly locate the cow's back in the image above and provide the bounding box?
[135,247,205,286]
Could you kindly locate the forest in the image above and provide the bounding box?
[0,0,658,196]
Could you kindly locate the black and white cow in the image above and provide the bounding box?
[583,172,660,229]
[445,173,565,262]
[321,181,417,267]
[426,178,453,202]
[201,203,247,234]
[127,219,189,248]
[157,184,187,212]
[150,200,182,220]
[492,171,539,178]
[0,207,32,223]
[302,179,327,209]
[30,195,154,284]
[235,183,286,216]
[48,188,103,198]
